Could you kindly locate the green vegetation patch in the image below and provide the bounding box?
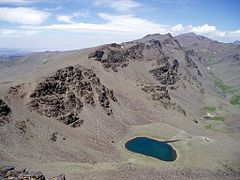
[209,72,236,94]
[205,123,213,130]
[230,94,240,105]
[204,106,216,112]
[206,57,215,66]
[210,116,225,121]
[213,76,236,94]
[209,72,240,106]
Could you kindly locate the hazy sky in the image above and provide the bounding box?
[0,0,239,50]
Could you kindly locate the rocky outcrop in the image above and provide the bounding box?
[26,65,117,127]
[15,120,27,134]
[89,37,197,86]
[89,36,203,87]
[0,99,11,126]
[149,59,180,85]
[89,35,185,85]
[49,132,58,142]
[7,82,30,99]
[89,43,129,72]
[0,166,66,180]
[162,36,182,48]
[48,174,66,180]
[89,40,163,72]
[141,84,186,115]
[49,132,66,142]
[184,50,203,77]
[141,84,170,100]
[185,52,198,68]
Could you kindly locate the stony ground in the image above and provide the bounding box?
[0,165,66,180]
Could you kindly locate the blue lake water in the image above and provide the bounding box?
[125,137,177,161]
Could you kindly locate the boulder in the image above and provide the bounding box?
[48,174,66,180]
[149,61,180,85]
[50,132,58,142]
[0,99,11,117]
[0,99,11,126]
[15,121,27,134]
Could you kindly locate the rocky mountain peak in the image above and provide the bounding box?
[89,39,165,72]
[176,32,214,43]
[135,33,176,44]
[89,34,202,87]
[233,40,240,45]
[180,32,198,37]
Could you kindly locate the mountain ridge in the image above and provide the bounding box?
[0,33,239,180]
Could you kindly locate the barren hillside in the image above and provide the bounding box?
[0,33,239,180]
